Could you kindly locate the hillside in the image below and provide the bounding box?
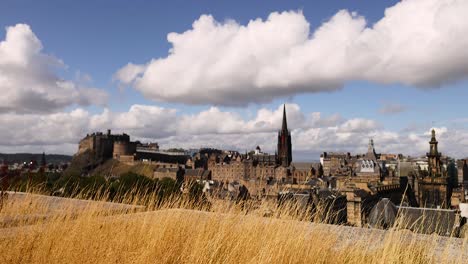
[64,151,158,178]
[90,159,158,178]
[0,153,72,164]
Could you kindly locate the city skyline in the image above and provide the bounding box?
[1,0,468,161]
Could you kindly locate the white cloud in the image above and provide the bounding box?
[1,103,468,160]
[0,109,91,147]
[337,118,380,133]
[113,63,146,84]
[116,0,468,106]
[0,24,108,113]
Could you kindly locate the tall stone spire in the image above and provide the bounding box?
[277,104,292,167]
[366,138,378,160]
[282,104,288,132]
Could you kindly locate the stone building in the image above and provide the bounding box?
[320,152,357,177]
[291,163,317,184]
[77,129,140,163]
[416,129,453,208]
[207,105,295,197]
[78,130,130,161]
[355,139,383,179]
[77,129,188,166]
[458,159,468,187]
[344,183,404,227]
[113,138,137,160]
[184,169,211,182]
[135,149,189,165]
[321,152,346,176]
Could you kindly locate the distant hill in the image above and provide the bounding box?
[0,153,72,164]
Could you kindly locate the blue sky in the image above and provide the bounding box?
[0,0,467,160]
[0,0,400,110]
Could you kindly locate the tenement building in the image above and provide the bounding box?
[320,152,355,177]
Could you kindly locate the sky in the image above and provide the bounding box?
[0,0,468,161]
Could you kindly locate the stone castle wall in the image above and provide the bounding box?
[113,141,137,159]
[77,131,134,163]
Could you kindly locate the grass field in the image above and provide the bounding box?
[0,192,467,264]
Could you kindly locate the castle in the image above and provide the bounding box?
[77,129,188,166]
[78,130,136,160]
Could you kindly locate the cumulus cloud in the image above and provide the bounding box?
[113,63,146,85]
[1,103,468,160]
[90,105,178,139]
[116,0,468,106]
[0,24,108,113]
[337,118,380,133]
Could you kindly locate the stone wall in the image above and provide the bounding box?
[153,167,183,181]
[417,177,452,208]
[113,141,137,159]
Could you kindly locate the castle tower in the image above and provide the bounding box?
[277,104,292,167]
[427,129,442,177]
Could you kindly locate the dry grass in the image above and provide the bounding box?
[0,192,466,264]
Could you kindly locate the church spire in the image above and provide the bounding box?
[366,138,378,160]
[277,104,292,167]
[282,104,288,132]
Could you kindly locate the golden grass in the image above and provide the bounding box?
[0,192,466,264]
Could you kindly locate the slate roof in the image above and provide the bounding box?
[397,206,457,236]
